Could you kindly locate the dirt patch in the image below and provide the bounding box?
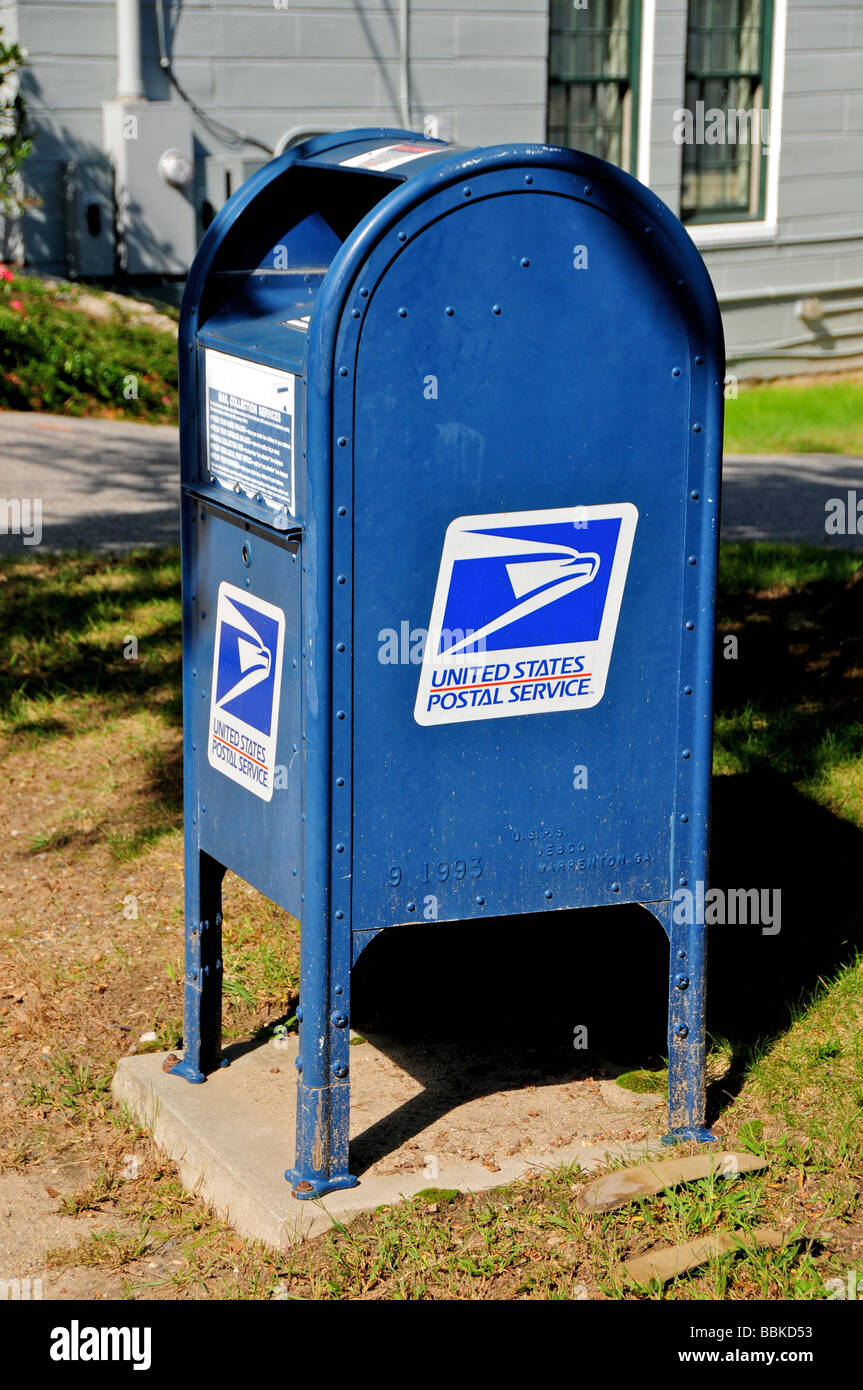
[40,281,179,337]
[0,699,298,1296]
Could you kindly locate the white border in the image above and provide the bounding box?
[636,0,656,188]
[204,348,296,517]
[414,504,639,727]
[208,582,286,803]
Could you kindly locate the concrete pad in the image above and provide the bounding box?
[113,1033,666,1249]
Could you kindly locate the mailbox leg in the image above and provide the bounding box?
[286,925,358,1199]
[171,850,227,1084]
[664,906,715,1144]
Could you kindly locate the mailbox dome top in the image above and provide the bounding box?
[183,128,723,382]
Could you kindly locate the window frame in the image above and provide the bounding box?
[546,0,643,177]
[680,0,775,228]
[683,0,786,248]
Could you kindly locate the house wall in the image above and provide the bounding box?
[5,0,863,377]
[8,0,549,273]
[652,0,863,379]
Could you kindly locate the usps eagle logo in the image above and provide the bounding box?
[208,583,286,800]
[414,504,638,726]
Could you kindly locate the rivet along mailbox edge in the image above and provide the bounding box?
[172,129,725,1199]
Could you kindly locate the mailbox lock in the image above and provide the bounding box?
[242,545,251,566]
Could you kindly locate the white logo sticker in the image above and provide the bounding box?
[208,584,286,800]
[340,142,440,172]
[414,504,638,726]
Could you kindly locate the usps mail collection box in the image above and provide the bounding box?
[173,130,725,1197]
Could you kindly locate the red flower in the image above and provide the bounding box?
[0,266,14,283]
[10,299,24,312]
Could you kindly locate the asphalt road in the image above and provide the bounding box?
[0,410,862,553]
[0,412,179,552]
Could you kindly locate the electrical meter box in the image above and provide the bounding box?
[173,129,725,1198]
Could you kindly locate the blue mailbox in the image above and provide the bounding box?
[174,129,724,1198]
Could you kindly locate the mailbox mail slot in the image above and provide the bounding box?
[173,129,724,1198]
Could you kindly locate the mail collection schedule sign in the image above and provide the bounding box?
[204,349,295,514]
[415,504,638,726]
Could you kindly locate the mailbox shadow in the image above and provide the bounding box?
[349,769,863,1168]
[349,901,669,1175]
[705,769,863,1121]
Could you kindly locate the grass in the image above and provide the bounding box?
[725,373,863,455]
[0,547,182,735]
[616,1069,668,1095]
[717,539,861,595]
[0,269,177,422]
[714,541,863,825]
[0,538,861,1299]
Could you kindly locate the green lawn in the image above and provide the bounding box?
[714,541,862,827]
[0,270,177,422]
[725,375,863,456]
